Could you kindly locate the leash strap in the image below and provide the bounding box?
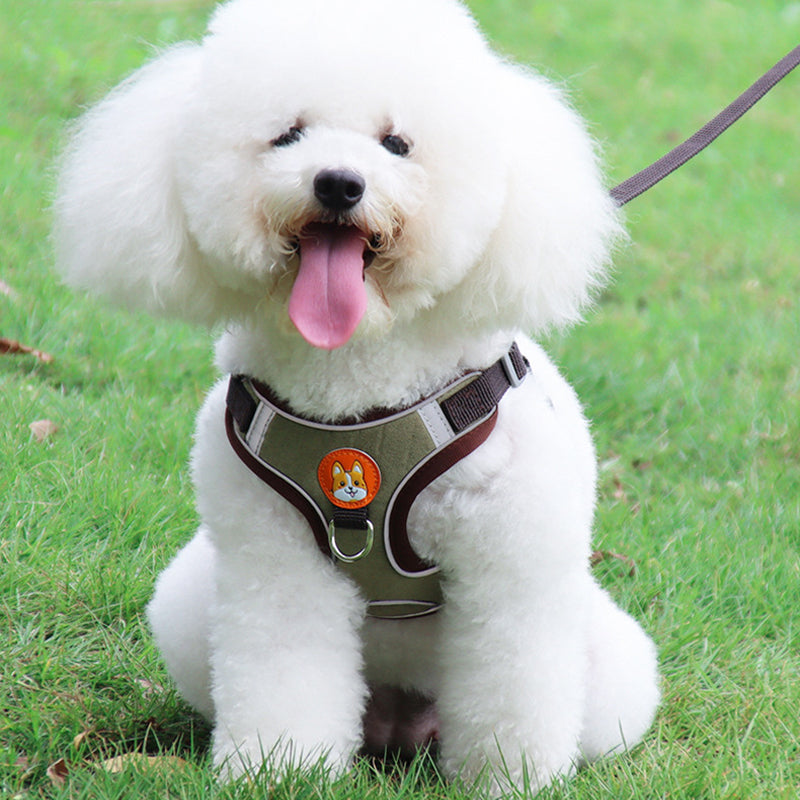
[610,44,800,206]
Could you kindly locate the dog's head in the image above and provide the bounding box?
[55,0,622,349]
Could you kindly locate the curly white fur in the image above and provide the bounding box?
[55,0,659,793]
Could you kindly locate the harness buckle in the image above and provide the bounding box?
[328,518,375,563]
[501,350,527,388]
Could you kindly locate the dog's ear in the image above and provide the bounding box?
[54,44,230,324]
[479,63,624,333]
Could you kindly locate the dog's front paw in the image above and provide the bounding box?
[213,731,355,784]
[442,743,574,798]
[212,735,261,783]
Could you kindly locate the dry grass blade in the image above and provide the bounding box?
[590,550,637,577]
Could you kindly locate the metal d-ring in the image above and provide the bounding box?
[328,518,374,563]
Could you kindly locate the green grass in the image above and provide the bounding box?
[2,0,799,797]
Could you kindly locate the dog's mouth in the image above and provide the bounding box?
[287,222,380,350]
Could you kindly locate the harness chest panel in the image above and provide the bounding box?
[225,343,529,620]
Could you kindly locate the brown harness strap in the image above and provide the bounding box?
[225,407,333,554]
[383,409,498,573]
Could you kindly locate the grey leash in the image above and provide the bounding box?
[610,44,800,207]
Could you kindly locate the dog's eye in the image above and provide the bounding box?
[380,133,410,157]
[271,126,304,148]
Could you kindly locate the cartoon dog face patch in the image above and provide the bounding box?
[318,449,381,510]
[332,460,368,503]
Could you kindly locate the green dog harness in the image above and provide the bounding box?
[225,343,529,620]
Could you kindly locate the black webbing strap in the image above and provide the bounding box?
[610,44,800,206]
[332,506,370,530]
[227,374,258,432]
[439,342,529,433]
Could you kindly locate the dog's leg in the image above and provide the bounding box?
[423,341,658,794]
[177,381,369,779]
[577,584,660,764]
[208,535,368,780]
[147,526,216,720]
[436,566,592,795]
[421,378,596,791]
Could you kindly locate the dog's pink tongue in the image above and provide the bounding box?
[289,224,368,350]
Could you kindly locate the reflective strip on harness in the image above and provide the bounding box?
[225,344,529,620]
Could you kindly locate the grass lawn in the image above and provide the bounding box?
[2,0,799,797]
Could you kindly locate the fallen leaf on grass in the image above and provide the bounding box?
[591,550,637,577]
[0,337,54,363]
[610,477,641,515]
[30,419,59,442]
[135,678,165,697]
[46,758,69,786]
[73,729,93,748]
[98,753,188,775]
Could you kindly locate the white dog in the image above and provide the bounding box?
[54,0,660,793]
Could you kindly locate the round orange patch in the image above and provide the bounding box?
[318,448,381,509]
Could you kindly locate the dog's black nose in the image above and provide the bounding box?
[314,169,366,212]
